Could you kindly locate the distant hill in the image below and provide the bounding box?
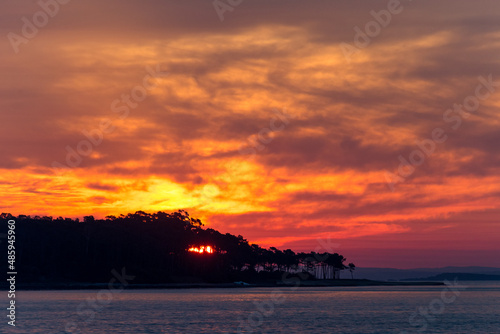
[402,273,500,281]
[352,267,500,281]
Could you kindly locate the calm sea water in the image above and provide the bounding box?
[3,282,499,334]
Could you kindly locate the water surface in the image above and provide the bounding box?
[4,281,500,333]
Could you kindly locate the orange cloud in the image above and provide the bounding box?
[1,0,500,268]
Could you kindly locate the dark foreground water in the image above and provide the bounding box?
[3,281,499,333]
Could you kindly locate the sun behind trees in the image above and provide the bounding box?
[0,211,354,284]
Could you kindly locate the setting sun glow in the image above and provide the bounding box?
[188,246,214,254]
[1,0,500,269]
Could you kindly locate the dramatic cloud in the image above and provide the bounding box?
[1,0,499,267]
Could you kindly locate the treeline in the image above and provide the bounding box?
[0,211,355,284]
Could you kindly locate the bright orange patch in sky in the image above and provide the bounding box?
[188,246,214,254]
[1,0,500,268]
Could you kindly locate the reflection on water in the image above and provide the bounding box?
[4,282,500,334]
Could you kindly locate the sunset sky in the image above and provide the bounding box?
[1,0,499,268]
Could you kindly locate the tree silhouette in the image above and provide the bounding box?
[348,263,356,279]
[0,211,354,284]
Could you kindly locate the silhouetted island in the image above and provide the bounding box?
[0,211,443,289]
[402,273,500,281]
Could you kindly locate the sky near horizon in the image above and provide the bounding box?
[1,0,499,268]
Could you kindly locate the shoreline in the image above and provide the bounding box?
[0,279,445,291]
